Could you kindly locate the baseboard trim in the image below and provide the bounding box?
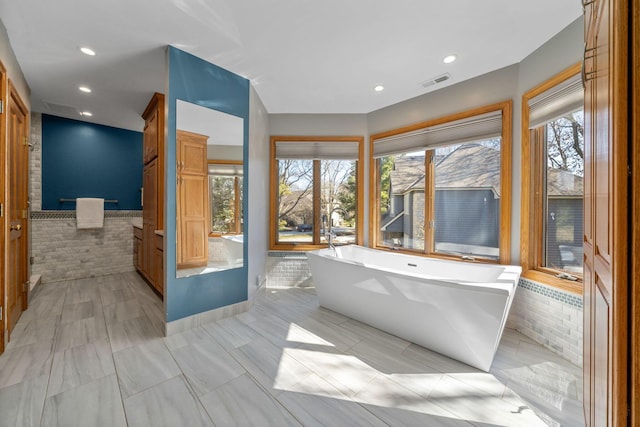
[165,300,250,336]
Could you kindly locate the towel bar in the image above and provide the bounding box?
[59,198,119,203]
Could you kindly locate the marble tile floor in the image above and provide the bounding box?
[0,271,584,426]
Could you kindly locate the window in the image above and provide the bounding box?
[521,63,583,293]
[270,136,364,250]
[371,101,512,263]
[208,161,243,235]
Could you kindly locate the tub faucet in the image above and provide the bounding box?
[325,231,337,254]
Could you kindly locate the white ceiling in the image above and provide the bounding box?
[0,0,581,132]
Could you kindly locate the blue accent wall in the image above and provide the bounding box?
[166,46,249,322]
[42,114,143,210]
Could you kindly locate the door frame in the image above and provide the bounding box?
[631,1,640,423]
[6,79,29,337]
[0,61,6,355]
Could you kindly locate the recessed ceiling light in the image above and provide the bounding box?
[79,86,92,93]
[80,47,96,56]
[80,111,93,117]
[443,55,457,64]
[374,85,384,92]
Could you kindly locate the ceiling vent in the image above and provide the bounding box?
[42,101,79,116]
[420,73,451,89]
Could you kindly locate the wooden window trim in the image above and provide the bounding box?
[208,159,243,237]
[520,62,583,295]
[369,100,513,264]
[269,136,365,251]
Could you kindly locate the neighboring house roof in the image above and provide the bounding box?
[389,156,425,194]
[389,145,501,195]
[435,145,501,196]
[547,167,583,197]
[388,144,583,198]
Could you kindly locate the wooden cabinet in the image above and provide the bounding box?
[176,130,209,269]
[582,0,631,425]
[138,93,165,297]
[142,158,157,281]
[142,94,163,167]
[153,232,164,294]
[142,93,165,229]
[133,226,143,271]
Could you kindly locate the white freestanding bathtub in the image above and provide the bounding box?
[306,245,521,372]
[222,234,244,266]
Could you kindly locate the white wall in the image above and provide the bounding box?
[247,86,270,299]
[0,19,30,108]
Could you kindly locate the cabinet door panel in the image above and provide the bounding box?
[176,131,209,268]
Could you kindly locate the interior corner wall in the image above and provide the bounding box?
[248,86,269,300]
[41,114,143,210]
[0,18,30,109]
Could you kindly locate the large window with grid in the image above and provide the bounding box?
[371,101,512,263]
[208,161,243,236]
[269,136,364,250]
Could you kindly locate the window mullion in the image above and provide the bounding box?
[425,150,435,254]
[234,176,240,234]
[533,127,546,270]
[312,160,321,245]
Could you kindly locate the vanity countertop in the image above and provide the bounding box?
[154,230,164,236]
[131,218,143,229]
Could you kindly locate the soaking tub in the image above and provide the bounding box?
[306,245,521,371]
[222,234,244,266]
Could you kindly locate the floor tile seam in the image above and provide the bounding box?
[218,368,310,427]
[337,396,396,427]
[118,371,183,403]
[36,280,72,427]
[494,385,567,426]
[94,281,131,427]
[194,368,304,426]
[399,344,459,374]
[439,373,509,402]
[33,350,55,427]
[501,389,566,427]
[168,344,245,393]
[503,376,581,407]
[112,273,153,427]
[179,376,220,427]
[159,330,245,413]
[352,372,473,425]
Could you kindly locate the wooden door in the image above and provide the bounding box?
[176,130,208,268]
[0,62,5,355]
[582,0,629,425]
[632,1,640,424]
[7,81,29,336]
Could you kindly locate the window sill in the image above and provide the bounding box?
[373,245,500,264]
[521,269,583,295]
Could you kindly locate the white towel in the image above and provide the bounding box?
[76,198,104,229]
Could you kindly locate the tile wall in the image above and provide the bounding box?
[506,278,583,367]
[29,112,142,283]
[30,211,141,283]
